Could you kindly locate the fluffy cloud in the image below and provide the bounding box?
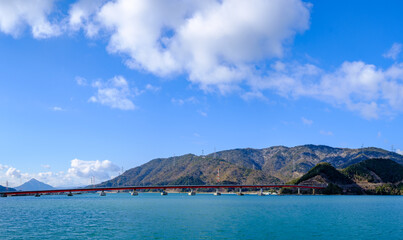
[5,167,22,178]
[2,0,403,119]
[69,0,310,92]
[0,159,120,188]
[68,0,106,37]
[0,0,60,38]
[383,43,402,60]
[89,75,136,110]
[67,158,120,180]
[0,164,9,170]
[251,61,403,119]
[397,149,403,155]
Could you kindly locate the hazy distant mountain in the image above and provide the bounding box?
[15,178,55,191]
[97,145,403,188]
[0,185,16,192]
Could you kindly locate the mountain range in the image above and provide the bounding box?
[97,145,403,188]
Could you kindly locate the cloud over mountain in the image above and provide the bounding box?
[0,159,120,188]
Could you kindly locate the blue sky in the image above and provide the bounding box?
[0,0,402,187]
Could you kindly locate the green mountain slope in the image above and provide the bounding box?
[342,158,403,183]
[289,159,403,195]
[295,162,353,185]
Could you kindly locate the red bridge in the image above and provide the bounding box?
[0,184,325,197]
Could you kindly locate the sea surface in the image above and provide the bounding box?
[0,193,402,239]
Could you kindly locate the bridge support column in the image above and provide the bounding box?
[100,190,106,196]
[214,189,221,196]
[131,190,138,196]
[1,193,7,197]
[67,192,73,197]
[188,189,196,196]
[161,190,168,196]
[297,188,301,195]
[237,188,244,196]
[312,188,315,195]
[258,188,264,196]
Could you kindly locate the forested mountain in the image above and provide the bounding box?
[97,145,403,188]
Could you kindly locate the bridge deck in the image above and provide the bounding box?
[0,184,325,196]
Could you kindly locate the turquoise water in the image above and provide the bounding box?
[0,193,402,239]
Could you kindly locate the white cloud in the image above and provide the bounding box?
[0,0,60,38]
[0,159,120,188]
[241,91,268,102]
[301,117,313,125]
[67,158,120,180]
[251,61,403,119]
[89,75,136,110]
[1,0,402,119]
[6,167,22,178]
[75,76,88,86]
[198,110,208,117]
[320,130,333,136]
[0,164,9,170]
[68,0,106,37]
[397,149,403,155]
[52,106,64,111]
[145,84,161,92]
[68,0,310,92]
[383,43,402,60]
[171,97,198,106]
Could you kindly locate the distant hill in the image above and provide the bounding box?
[0,185,16,192]
[289,162,363,194]
[295,162,353,185]
[97,144,403,188]
[290,159,403,195]
[15,178,55,191]
[342,158,403,183]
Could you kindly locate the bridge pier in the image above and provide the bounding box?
[258,188,264,196]
[237,188,244,196]
[34,193,41,197]
[131,190,138,196]
[213,189,221,196]
[100,191,106,196]
[161,190,168,196]
[312,188,315,195]
[67,192,73,196]
[188,189,196,196]
[297,188,301,195]
[1,193,7,197]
